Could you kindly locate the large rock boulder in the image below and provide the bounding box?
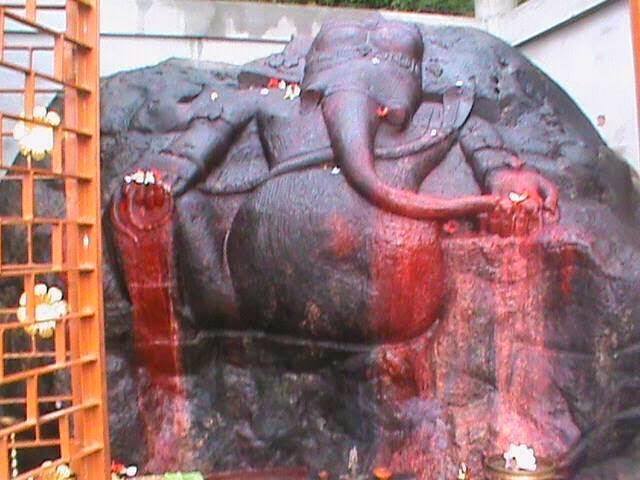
[3,21,637,479]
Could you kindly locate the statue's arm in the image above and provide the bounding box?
[156,118,238,195]
[458,115,524,190]
[459,115,560,232]
[132,89,260,195]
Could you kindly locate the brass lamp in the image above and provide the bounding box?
[483,455,562,480]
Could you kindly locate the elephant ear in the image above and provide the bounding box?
[374,85,475,160]
[442,84,475,129]
[237,35,311,87]
[99,59,243,206]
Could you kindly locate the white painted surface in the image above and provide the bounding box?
[485,0,611,45]
[474,0,517,21]
[100,36,285,75]
[100,0,477,47]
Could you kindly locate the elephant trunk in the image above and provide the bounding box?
[321,91,498,220]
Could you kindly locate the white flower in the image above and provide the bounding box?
[56,463,73,478]
[130,170,145,184]
[12,121,27,141]
[45,111,61,127]
[15,122,54,161]
[17,284,68,338]
[509,192,529,204]
[34,283,48,296]
[32,105,47,120]
[33,304,57,338]
[52,301,68,318]
[36,303,55,320]
[283,83,301,100]
[143,170,156,185]
[284,84,294,100]
[47,287,63,303]
[503,443,537,472]
[125,465,138,477]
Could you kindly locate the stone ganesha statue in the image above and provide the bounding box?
[96,15,640,480]
[109,17,558,345]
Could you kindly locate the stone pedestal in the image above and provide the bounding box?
[108,234,632,479]
[378,236,582,479]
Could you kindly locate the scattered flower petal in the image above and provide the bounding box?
[376,106,389,118]
[267,78,280,89]
[284,84,294,100]
[457,462,469,480]
[373,466,392,480]
[131,171,145,184]
[509,191,529,203]
[503,443,537,472]
[144,170,156,185]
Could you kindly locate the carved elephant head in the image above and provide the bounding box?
[302,17,496,219]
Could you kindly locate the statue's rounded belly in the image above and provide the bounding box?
[226,169,444,344]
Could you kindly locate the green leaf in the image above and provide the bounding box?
[163,473,205,480]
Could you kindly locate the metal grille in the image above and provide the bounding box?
[0,1,109,479]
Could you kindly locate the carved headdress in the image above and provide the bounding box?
[301,16,424,111]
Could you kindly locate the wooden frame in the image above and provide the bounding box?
[0,1,109,479]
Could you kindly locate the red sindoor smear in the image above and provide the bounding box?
[112,186,190,471]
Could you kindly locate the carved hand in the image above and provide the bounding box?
[483,168,559,237]
[134,154,201,196]
[112,169,173,234]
